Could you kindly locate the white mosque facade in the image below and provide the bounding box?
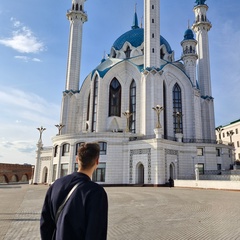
[33,0,233,185]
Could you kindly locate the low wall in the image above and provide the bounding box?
[174,180,240,191]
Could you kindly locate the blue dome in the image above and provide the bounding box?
[112,28,172,54]
[184,29,194,40]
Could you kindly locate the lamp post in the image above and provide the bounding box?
[152,105,164,128]
[37,126,46,141]
[55,123,65,135]
[216,125,223,143]
[173,111,183,133]
[34,126,46,184]
[227,130,234,144]
[122,110,132,132]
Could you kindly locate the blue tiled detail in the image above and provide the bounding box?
[201,95,214,100]
[184,29,194,40]
[112,28,172,54]
[63,90,80,94]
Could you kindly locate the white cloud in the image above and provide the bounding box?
[0,18,45,53]
[1,141,35,153]
[0,87,59,164]
[14,55,42,62]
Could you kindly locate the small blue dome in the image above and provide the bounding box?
[112,28,172,53]
[184,29,194,40]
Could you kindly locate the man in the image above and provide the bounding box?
[40,142,108,240]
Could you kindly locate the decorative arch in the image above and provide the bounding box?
[21,174,28,182]
[0,175,8,183]
[42,167,48,183]
[11,174,18,182]
[109,78,121,117]
[169,163,175,179]
[136,162,144,184]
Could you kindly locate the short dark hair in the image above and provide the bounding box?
[77,142,100,170]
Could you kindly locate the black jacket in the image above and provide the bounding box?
[40,172,108,240]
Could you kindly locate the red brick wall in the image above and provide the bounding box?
[0,163,33,183]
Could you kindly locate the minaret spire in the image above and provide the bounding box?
[65,0,88,91]
[132,4,139,29]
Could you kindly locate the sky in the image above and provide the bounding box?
[0,0,240,165]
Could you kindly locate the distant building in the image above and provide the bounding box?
[34,0,233,185]
[0,163,33,183]
[216,119,240,164]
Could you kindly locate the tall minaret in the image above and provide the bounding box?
[144,0,160,68]
[192,0,215,140]
[60,0,87,134]
[65,0,87,91]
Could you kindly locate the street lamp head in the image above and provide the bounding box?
[37,126,46,141]
[55,123,65,135]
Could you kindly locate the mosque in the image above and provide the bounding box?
[33,0,233,185]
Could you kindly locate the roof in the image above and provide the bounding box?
[112,28,173,54]
[184,29,194,40]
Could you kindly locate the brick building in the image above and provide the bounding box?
[0,163,33,183]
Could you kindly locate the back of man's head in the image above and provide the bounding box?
[77,142,100,170]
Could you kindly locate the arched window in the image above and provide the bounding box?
[99,142,107,155]
[129,80,136,133]
[54,145,58,157]
[163,81,167,137]
[80,5,82,11]
[160,48,165,59]
[86,92,90,131]
[109,78,121,117]
[76,3,79,11]
[62,143,70,156]
[75,142,85,155]
[92,76,98,132]
[124,46,131,58]
[173,83,183,134]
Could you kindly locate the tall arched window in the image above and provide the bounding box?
[129,80,136,133]
[124,46,131,58]
[92,76,98,132]
[86,92,90,131]
[109,78,121,117]
[163,81,167,137]
[173,83,183,134]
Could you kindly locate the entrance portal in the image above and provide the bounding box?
[136,163,144,184]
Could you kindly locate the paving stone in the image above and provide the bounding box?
[0,185,240,239]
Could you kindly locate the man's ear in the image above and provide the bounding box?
[96,157,99,165]
[76,156,79,163]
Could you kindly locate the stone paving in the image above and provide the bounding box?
[0,184,240,240]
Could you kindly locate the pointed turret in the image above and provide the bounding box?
[132,5,139,29]
[181,26,198,86]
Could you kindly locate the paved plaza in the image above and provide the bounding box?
[0,184,240,240]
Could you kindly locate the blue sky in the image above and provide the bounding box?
[0,0,240,165]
